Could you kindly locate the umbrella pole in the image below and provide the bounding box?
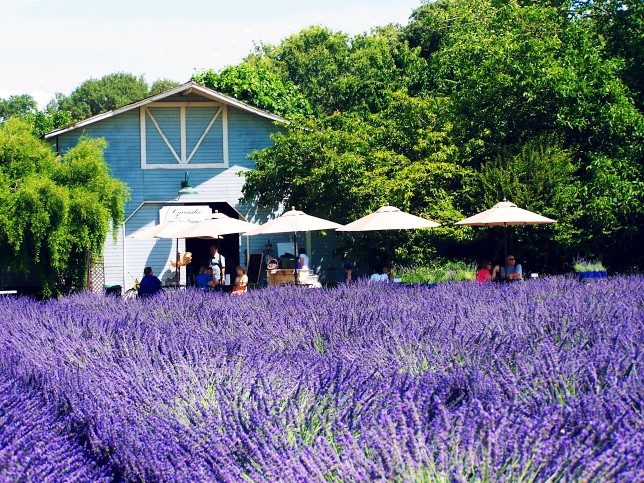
[176,238,181,286]
[293,232,298,285]
[504,225,508,278]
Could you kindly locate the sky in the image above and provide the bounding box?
[1,0,423,109]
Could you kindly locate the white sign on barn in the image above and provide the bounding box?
[159,205,212,223]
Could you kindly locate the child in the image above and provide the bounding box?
[195,266,211,290]
[231,265,248,295]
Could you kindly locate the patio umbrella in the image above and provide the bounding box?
[244,207,342,284]
[455,200,556,273]
[337,205,440,231]
[174,211,259,238]
[337,205,440,267]
[130,219,195,240]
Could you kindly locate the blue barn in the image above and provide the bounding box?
[44,81,342,290]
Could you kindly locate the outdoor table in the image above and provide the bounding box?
[266,269,319,286]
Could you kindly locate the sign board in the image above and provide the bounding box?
[247,253,263,284]
[159,205,212,223]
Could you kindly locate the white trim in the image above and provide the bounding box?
[180,106,187,163]
[140,108,146,165]
[145,108,182,163]
[142,164,223,170]
[151,101,222,107]
[187,107,222,163]
[141,104,228,170]
[44,81,287,139]
[222,106,229,166]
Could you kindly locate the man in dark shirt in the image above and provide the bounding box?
[138,266,162,297]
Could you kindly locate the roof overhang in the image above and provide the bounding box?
[44,81,288,140]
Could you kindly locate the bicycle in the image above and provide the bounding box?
[123,278,140,299]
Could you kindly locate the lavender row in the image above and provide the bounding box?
[0,371,112,481]
[0,276,642,480]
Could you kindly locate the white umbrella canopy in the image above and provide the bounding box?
[337,205,440,232]
[455,200,556,273]
[454,200,556,227]
[244,208,342,235]
[175,211,259,238]
[131,219,196,240]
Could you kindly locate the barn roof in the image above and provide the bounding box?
[43,81,287,139]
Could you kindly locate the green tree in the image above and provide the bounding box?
[0,119,130,297]
[404,0,644,270]
[193,62,312,118]
[241,92,475,269]
[579,0,644,110]
[0,94,38,121]
[149,79,181,96]
[56,72,151,120]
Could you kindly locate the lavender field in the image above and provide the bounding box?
[1,277,642,481]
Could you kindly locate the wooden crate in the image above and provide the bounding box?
[267,269,297,286]
[267,269,316,286]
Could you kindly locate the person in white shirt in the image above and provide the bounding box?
[370,264,392,283]
[298,248,310,270]
[208,244,226,289]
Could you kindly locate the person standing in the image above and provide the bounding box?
[138,267,162,297]
[208,244,226,290]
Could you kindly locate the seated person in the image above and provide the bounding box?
[195,266,212,291]
[476,260,500,283]
[370,264,392,283]
[232,265,248,295]
[298,247,310,270]
[500,255,522,280]
[138,267,162,297]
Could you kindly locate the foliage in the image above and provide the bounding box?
[394,259,476,284]
[0,119,129,297]
[572,258,606,272]
[0,278,642,479]
[193,63,312,118]
[241,95,476,269]
[476,135,582,267]
[581,0,644,111]
[148,78,181,96]
[246,25,428,117]
[53,72,172,121]
[0,94,38,121]
[229,0,644,272]
[26,109,73,138]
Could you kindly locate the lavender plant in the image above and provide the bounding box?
[0,277,641,481]
[0,373,113,481]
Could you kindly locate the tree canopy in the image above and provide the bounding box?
[0,119,130,297]
[194,0,643,272]
[52,73,180,121]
